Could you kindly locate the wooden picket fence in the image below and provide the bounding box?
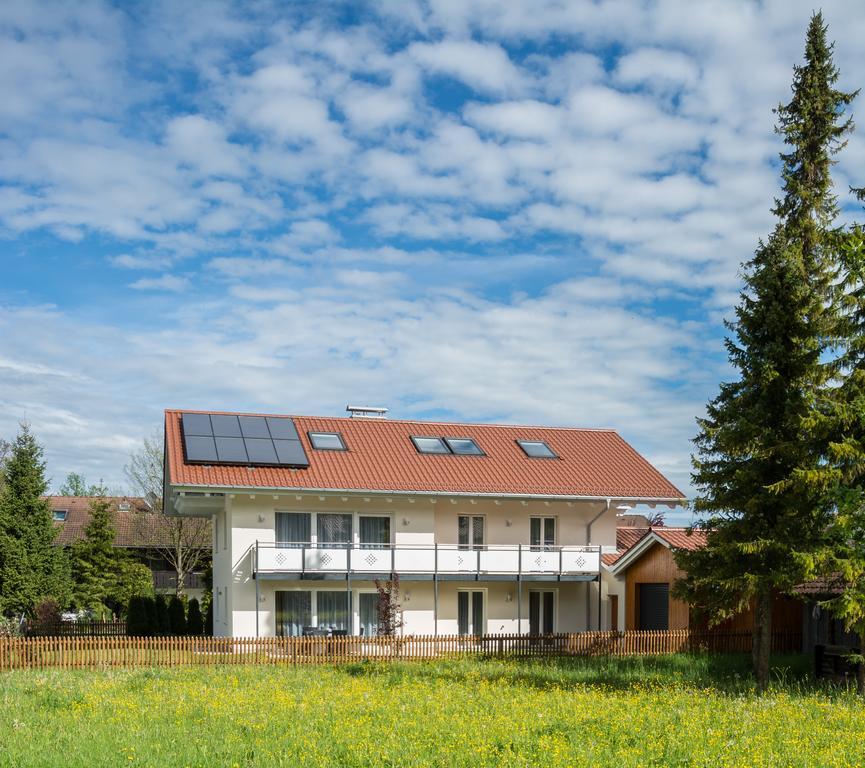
[0,630,802,672]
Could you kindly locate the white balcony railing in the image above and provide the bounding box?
[253,542,600,578]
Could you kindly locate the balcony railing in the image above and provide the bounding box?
[153,570,206,591]
[253,542,601,579]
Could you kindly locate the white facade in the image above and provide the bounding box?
[182,491,627,638]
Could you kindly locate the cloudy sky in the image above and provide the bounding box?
[1,1,864,508]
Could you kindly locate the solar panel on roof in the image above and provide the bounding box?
[180,412,309,468]
[211,415,242,437]
[265,417,300,441]
[182,413,212,436]
[239,416,271,439]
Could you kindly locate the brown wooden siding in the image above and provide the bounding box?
[624,541,803,632]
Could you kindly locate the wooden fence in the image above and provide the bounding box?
[0,630,802,672]
[26,620,127,638]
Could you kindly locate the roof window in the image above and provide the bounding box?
[411,436,450,454]
[53,510,68,522]
[444,437,484,456]
[517,440,558,459]
[309,432,347,451]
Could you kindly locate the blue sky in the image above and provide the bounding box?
[1,1,864,513]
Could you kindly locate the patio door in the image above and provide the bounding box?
[359,516,390,549]
[530,517,556,551]
[359,593,379,636]
[317,591,350,633]
[317,513,352,548]
[458,590,484,636]
[275,512,311,547]
[458,516,484,550]
[529,591,555,635]
[275,591,311,636]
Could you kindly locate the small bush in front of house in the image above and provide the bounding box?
[168,595,186,636]
[186,598,203,636]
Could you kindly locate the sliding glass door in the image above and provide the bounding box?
[529,591,555,635]
[275,591,312,636]
[359,593,379,636]
[275,590,349,635]
[457,590,485,636]
[275,512,311,547]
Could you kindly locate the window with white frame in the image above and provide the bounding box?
[457,589,485,636]
[275,590,350,636]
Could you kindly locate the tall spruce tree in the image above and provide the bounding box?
[673,13,857,690]
[70,498,118,611]
[0,424,72,616]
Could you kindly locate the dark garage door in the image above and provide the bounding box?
[638,583,669,630]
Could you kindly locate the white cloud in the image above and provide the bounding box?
[407,39,529,95]
[129,274,190,292]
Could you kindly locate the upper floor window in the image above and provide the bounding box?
[517,440,558,459]
[411,436,450,454]
[52,509,67,522]
[308,432,347,451]
[444,437,483,456]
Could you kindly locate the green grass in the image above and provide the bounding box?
[0,654,863,767]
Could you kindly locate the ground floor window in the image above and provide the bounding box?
[275,590,350,636]
[359,592,380,636]
[529,590,555,635]
[457,590,485,636]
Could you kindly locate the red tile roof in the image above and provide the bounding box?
[47,496,209,549]
[164,410,685,500]
[604,526,706,569]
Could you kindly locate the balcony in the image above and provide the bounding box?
[253,543,601,581]
[153,570,206,591]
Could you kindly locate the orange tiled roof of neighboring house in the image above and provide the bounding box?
[47,496,209,549]
[164,410,686,500]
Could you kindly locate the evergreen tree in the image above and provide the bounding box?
[109,560,155,615]
[70,498,117,610]
[126,595,151,636]
[168,595,186,635]
[204,597,213,637]
[673,14,857,691]
[186,598,203,636]
[154,593,169,635]
[0,424,72,616]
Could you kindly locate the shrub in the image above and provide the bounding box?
[168,595,186,636]
[204,597,213,636]
[154,594,169,635]
[0,616,22,638]
[126,596,151,636]
[28,598,62,636]
[186,598,203,636]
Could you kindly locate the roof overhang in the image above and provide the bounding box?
[605,530,673,576]
[166,483,686,516]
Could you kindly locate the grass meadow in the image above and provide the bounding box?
[0,654,862,767]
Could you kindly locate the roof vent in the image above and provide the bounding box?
[346,405,388,419]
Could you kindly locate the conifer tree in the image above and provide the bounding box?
[0,424,71,616]
[674,13,857,690]
[70,498,117,610]
[168,595,186,635]
[186,598,203,636]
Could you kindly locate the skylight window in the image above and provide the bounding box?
[53,510,68,522]
[411,436,450,454]
[444,437,484,456]
[309,432,347,451]
[517,440,558,459]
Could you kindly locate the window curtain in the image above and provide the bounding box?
[317,513,352,548]
[275,512,311,547]
[359,516,390,549]
[317,591,349,631]
[276,591,311,637]
[359,593,379,636]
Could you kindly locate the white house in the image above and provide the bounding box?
[163,407,685,638]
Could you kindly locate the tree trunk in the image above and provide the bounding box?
[752,582,773,692]
[858,630,865,697]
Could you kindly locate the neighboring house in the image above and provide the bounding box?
[794,577,858,653]
[47,495,210,601]
[604,525,803,634]
[163,408,685,638]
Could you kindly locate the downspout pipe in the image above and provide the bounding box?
[585,499,611,630]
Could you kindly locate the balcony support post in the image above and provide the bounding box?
[597,569,602,632]
[433,542,438,637]
[255,540,260,638]
[517,543,522,635]
[347,546,352,635]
